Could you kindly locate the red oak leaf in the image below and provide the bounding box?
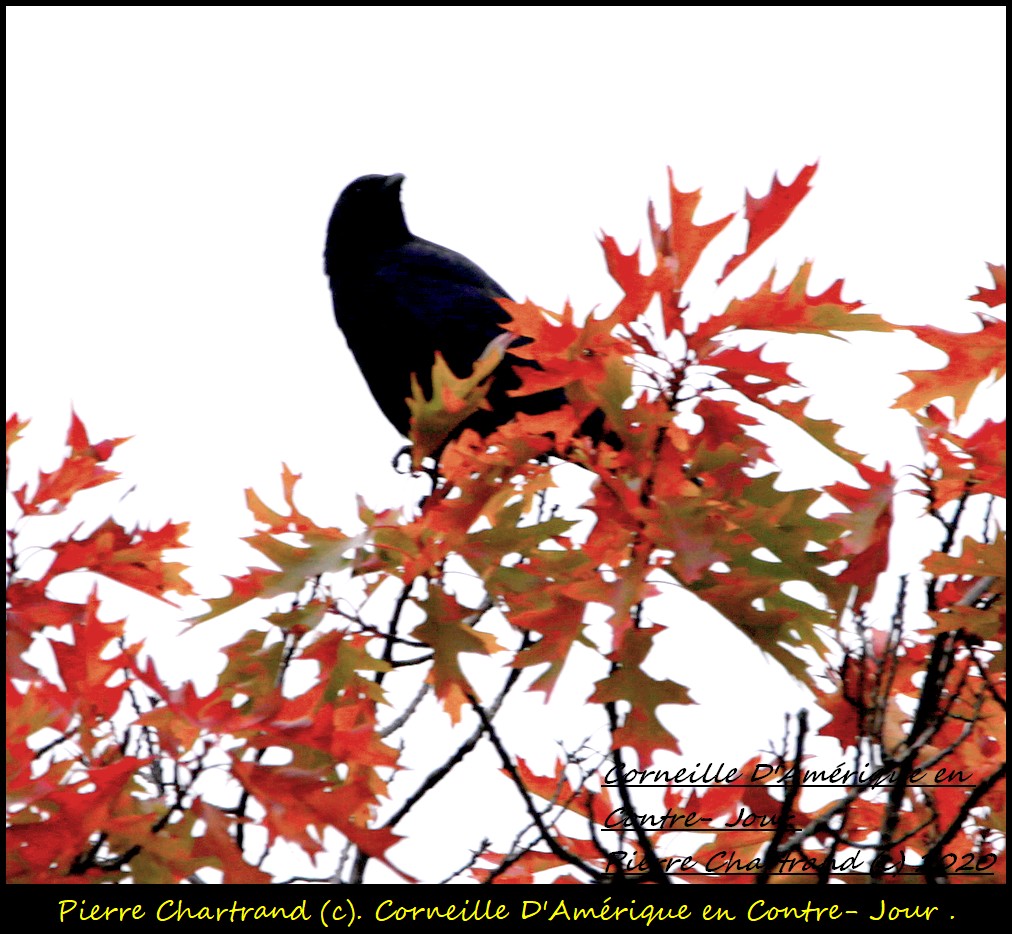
[719,162,818,283]
[969,262,1006,308]
[896,315,1006,418]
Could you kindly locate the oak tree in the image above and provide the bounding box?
[6,168,1004,884]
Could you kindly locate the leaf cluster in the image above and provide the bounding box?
[6,170,1004,884]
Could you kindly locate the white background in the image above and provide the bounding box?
[6,7,1006,882]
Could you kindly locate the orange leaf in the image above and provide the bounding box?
[650,169,736,291]
[824,461,895,609]
[49,518,192,602]
[411,586,504,723]
[190,800,272,884]
[719,162,818,283]
[648,170,735,333]
[406,334,511,466]
[970,262,1006,308]
[896,315,1006,418]
[6,412,29,459]
[16,412,128,515]
[696,262,888,343]
[590,626,694,765]
[511,757,616,825]
[201,467,363,619]
[229,759,414,880]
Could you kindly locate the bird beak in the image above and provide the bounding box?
[384,174,406,190]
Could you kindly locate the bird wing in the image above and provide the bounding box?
[369,238,520,377]
[330,237,521,435]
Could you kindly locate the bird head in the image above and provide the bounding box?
[325,173,409,272]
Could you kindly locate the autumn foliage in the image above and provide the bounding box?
[6,166,1005,884]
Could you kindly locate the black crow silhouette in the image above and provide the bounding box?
[324,174,588,444]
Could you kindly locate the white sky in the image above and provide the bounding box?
[6,6,1006,882]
